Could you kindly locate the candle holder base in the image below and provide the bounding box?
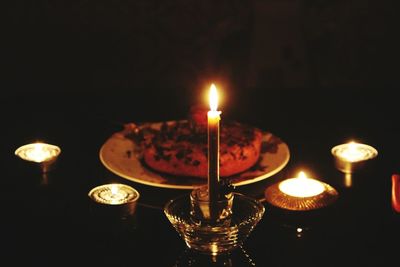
[40,158,59,173]
[164,193,265,256]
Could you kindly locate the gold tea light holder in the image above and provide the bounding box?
[331,141,378,174]
[264,171,338,236]
[15,142,61,173]
[88,183,140,219]
[265,171,338,211]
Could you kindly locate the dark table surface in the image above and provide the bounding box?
[3,88,400,266]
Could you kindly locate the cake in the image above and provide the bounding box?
[124,107,263,178]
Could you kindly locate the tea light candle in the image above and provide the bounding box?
[15,142,61,163]
[88,183,139,205]
[15,142,61,172]
[279,171,325,198]
[88,183,140,217]
[265,171,339,211]
[331,141,378,173]
[332,141,378,162]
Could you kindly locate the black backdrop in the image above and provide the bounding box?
[4,1,398,95]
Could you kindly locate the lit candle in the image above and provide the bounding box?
[332,141,378,162]
[15,142,61,163]
[279,171,325,197]
[88,183,139,205]
[88,183,140,217]
[331,141,378,173]
[265,171,338,210]
[207,84,221,219]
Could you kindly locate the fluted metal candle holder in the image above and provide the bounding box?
[265,180,338,211]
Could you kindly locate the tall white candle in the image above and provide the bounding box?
[207,84,221,219]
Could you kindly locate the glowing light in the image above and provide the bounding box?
[332,141,377,162]
[15,142,61,163]
[88,184,139,205]
[209,84,219,112]
[279,171,325,197]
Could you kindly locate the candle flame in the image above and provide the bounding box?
[339,141,369,162]
[30,143,47,162]
[209,84,218,111]
[298,171,307,179]
[347,141,358,151]
[111,184,118,195]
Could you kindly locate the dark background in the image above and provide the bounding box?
[4,0,398,94]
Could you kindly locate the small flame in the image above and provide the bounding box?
[29,143,47,162]
[111,184,118,195]
[347,141,359,153]
[209,84,218,111]
[298,171,307,179]
[340,142,366,162]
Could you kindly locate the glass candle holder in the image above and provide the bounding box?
[331,142,378,173]
[164,192,265,256]
[15,142,61,172]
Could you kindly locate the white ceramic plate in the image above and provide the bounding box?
[99,121,290,189]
